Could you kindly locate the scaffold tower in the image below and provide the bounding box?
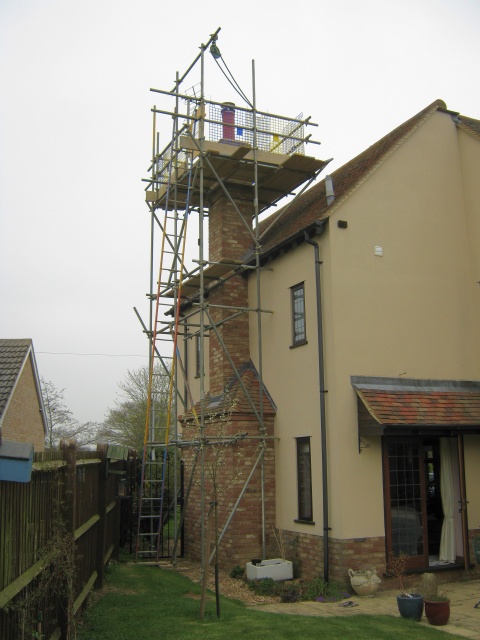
[135,28,329,567]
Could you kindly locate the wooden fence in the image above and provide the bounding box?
[0,442,135,640]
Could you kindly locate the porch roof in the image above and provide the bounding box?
[351,376,480,434]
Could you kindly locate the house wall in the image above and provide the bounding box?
[249,243,323,527]
[2,356,45,452]
[325,109,480,538]
[249,109,480,579]
[464,436,480,533]
[458,127,480,281]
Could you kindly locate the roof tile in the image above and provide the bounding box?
[357,389,480,426]
[0,339,33,419]
[257,100,480,256]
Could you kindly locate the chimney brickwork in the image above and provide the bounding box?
[181,186,276,571]
[208,189,254,396]
[181,372,276,570]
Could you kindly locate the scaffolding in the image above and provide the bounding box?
[134,28,328,566]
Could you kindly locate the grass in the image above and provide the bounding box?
[77,557,463,640]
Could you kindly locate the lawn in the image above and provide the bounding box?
[77,558,461,640]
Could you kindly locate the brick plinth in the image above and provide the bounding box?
[273,530,387,585]
[267,530,480,585]
[328,536,387,584]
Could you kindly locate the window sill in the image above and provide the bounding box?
[294,519,315,525]
[290,340,308,349]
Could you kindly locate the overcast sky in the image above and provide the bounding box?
[1,0,479,426]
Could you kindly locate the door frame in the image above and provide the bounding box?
[382,437,429,570]
[382,434,469,570]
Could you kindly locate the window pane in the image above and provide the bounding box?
[296,437,313,521]
[388,442,423,557]
[291,284,306,345]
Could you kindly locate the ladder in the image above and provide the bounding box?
[135,114,196,561]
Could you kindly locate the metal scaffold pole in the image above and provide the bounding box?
[135,28,325,574]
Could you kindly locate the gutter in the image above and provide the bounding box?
[304,225,330,582]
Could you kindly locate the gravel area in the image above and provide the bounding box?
[170,560,280,606]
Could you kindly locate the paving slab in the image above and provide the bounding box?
[250,580,480,639]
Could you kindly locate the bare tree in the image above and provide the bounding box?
[41,377,99,449]
[97,364,170,452]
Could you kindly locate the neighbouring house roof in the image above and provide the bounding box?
[0,339,47,433]
[257,99,480,257]
[352,376,480,434]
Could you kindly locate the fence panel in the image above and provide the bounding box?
[0,444,132,640]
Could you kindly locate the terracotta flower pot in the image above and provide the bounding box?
[424,599,450,626]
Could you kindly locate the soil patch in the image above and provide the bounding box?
[168,560,280,606]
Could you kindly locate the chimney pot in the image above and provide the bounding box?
[325,175,335,205]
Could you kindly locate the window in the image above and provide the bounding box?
[291,283,306,347]
[296,437,313,522]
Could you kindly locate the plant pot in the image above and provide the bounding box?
[424,599,450,626]
[396,594,424,621]
[348,568,381,597]
[245,558,293,581]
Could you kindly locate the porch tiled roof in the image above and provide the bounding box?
[356,389,480,426]
[352,377,480,427]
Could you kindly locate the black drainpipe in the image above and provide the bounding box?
[304,227,330,582]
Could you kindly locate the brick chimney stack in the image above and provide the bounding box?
[208,188,254,396]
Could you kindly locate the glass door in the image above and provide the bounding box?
[383,439,429,570]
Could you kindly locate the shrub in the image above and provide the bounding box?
[303,577,349,602]
[247,578,280,596]
[278,582,303,603]
[247,576,350,603]
[229,565,245,580]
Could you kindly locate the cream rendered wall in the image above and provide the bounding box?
[249,243,325,534]
[250,109,480,543]
[325,110,480,539]
[456,128,480,533]
[458,127,480,297]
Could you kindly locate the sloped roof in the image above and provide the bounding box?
[0,339,33,419]
[352,376,480,429]
[456,115,480,139]
[0,339,46,432]
[180,361,276,424]
[257,99,480,256]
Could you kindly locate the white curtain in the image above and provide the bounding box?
[439,438,456,563]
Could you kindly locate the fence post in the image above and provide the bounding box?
[95,444,108,589]
[112,460,121,561]
[128,449,137,555]
[59,440,77,640]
